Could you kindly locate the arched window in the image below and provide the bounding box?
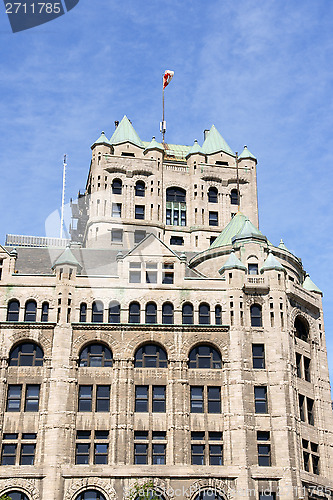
[7,300,20,322]
[230,189,239,205]
[112,178,122,195]
[75,491,106,500]
[182,303,193,324]
[295,316,309,342]
[24,300,37,322]
[92,301,104,323]
[129,302,140,323]
[188,345,222,369]
[166,187,186,202]
[194,491,225,500]
[9,342,43,367]
[109,301,120,323]
[135,180,145,197]
[162,302,174,324]
[145,302,157,324]
[166,187,186,226]
[215,305,222,325]
[79,343,113,367]
[208,187,218,203]
[134,344,167,368]
[4,492,29,500]
[41,302,49,322]
[79,303,87,323]
[199,303,210,325]
[250,304,262,327]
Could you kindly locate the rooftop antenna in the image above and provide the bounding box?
[235,151,240,212]
[60,154,67,239]
[160,70,174,144]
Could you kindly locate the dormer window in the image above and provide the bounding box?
[121,152,135,157]
[112,179,122,195]
[248,263,258,275]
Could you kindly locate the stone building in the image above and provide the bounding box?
[0,116,332,500]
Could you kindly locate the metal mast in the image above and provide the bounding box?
[60,154,67,239]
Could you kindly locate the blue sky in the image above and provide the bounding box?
[0,0,332,385]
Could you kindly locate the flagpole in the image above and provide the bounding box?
[162,88,165,144]
[60,154,67,239]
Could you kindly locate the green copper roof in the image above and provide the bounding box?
[186,139,204,158]
[232,218,266,243]
[110,115,144,149]
[201,125,235,156]
[52,247,82,269]
[209,213,247,249]
[278,239,289,251]
[218,250,247,274]
[91,131,111,148]
[239,145,256,160]
[303,274,322,294]
[260,251,285,273]
[144,136,164,153]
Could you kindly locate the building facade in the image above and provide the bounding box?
[0,117,332,500]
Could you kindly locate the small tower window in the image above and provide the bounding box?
[92,301,104,323]
[145,302,157,324]
[182,303,193,324]
[199,303,210,324]
[79,303,87,323]
[230,189,239,205]
[208,187,218,203]
[135,181,145,197]
[112,179,122,195]
[7,300,20,322]
[129,302,140,323]
[24,300,37,322]
[109,301,120,323]
[162,302,174,324]
[250,304,262,327]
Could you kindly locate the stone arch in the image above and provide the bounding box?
[72,332,120,359]
[7,331,53,358]
[185,479,231,499]
[126,478,172,499]
[289,308,317,341]
[0,478,40,500]
[64,478,117,500]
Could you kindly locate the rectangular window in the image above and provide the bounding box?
[304,357,311,382]
[209,444,223,465]
[191,444,205,465]
[257,431,271,466]
[209,211,218,226]
[296,353,302,378]
[307,398,314,425]
[134,230,146,243]
[94,442,108,464]
[252,344,265,369]
[96,385,110,412]
[111,229,123,242]
[152,386,166,413]
[207,386,221,413]
[20,443,36,465]
[76,442,90,465]
[6,385,22,412]
[24,385,40,412]
[135,386,148,412]
[190,386,204,413]
[78,385,92,412]
[170,236,184,246]
[1,443,17,465]
[248,263,258,275]
[302,440,320,475]
[152,443,166,464]
[135,205,145,220]
[129,271,141,283]
[146,270,157,284]
[111,203,122,218]
[162,273,174,284]
[299,394,305,422]
[134,443,148,464]
[254,386,268,413]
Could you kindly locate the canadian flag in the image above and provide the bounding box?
[163,70,174,90]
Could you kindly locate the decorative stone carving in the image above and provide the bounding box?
[64,477,117,500]
[0,478,40,500]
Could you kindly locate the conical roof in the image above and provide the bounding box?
[91,131,111,149]
[201,125,235,156]
[278,239,289,251]
[52,247,82,269]
[239,145,256,161]
[209,213,248,249]
[260,251,285,272]
[144,136,164,153]
[218,250,247,274]
[110,115,144,149]
[232,218,266,243]
[186,139,204,158]
[303,274,322,294]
